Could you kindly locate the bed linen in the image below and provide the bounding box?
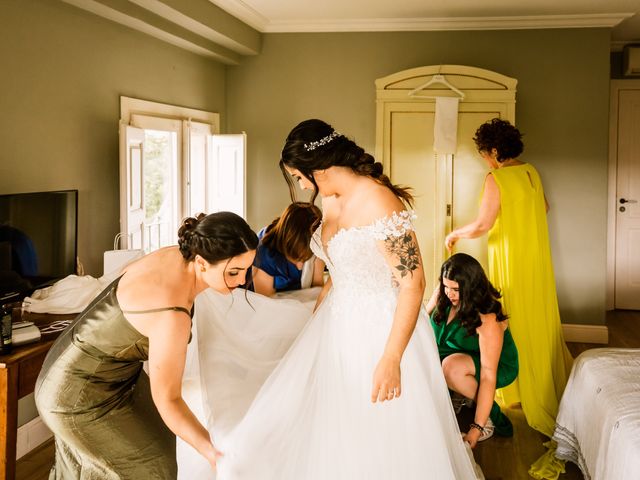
[553,348,640,480]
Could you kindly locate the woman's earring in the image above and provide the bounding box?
[200,265,206,273]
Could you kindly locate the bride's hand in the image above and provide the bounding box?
[371,355,401,403]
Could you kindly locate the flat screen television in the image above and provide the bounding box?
[0,190,78,300]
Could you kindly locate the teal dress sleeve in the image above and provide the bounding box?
[254,227,302,292]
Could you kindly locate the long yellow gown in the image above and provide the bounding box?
[487,164,574,478]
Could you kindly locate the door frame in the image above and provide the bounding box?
[607,79,640,310]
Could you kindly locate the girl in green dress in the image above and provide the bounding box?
[35,211,258,479]
[427,253,518,448]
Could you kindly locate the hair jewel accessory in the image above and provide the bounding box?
[304,131,341,151]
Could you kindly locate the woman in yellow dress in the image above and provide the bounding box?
[445,118,573,479]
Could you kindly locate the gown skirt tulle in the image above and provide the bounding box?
[182,211,482,480]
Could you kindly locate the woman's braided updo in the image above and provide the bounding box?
[280,119,413,206]
[352,152,384,179]
[177,211,258,264]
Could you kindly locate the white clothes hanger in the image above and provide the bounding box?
[408,73,465,100]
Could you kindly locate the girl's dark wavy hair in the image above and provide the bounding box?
[473,118,524,162]
[279,119,413,206]
[178,211,259,291]
[432,253,508,336]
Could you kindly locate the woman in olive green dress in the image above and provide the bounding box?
[427,253,518,448]
[35,211,258,479]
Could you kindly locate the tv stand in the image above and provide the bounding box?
[0,310,73,480]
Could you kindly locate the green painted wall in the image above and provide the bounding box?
[0,0,227,276]
[0,1,613,431]
[0,0,227,428]
[227,29,611,326]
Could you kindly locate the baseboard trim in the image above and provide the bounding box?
[562,323,609,344]
[16,416,53,460]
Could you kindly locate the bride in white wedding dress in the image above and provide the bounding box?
[184,119,483,479]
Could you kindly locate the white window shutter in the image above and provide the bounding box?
[208,133,246,218]
[119,124,145,249]
[185,121,213,217]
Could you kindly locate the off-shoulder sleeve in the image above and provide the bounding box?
[370,210,417,240]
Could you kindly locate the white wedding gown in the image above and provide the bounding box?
[179,212,483,479]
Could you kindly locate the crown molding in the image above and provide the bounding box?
[209,1,633,34]
[208,0,269,31]
[131,0,261,55]
[244,12,634,33]
[63,0,242,63]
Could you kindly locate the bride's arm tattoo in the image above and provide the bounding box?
[385,232,420,278]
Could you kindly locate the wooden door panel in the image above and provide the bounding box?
[615,89,640,309]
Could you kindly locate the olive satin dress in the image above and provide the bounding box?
[35,277,191,479]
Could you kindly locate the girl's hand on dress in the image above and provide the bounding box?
[371,355,401,403]
[463,428,481,449]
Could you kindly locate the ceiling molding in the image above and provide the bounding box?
[131,0,261,55]
[62,0,254,64]
[208,0,269,31]
[260,13,633,33]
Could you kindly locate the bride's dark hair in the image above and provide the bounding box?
[280,119,413,206]
[432,253,507,336]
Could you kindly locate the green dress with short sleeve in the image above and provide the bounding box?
[35,276,191,479]
[430,308,518,436]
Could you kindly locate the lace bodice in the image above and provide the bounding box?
[311,211,416,297]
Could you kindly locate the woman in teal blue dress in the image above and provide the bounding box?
[252,202,325,296]
[427,253,518,448]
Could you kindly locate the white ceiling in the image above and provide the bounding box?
[210,0,640,48]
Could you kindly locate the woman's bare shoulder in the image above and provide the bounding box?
[119,248,191,308]
[356,182,408,222]
[478,312,507,332]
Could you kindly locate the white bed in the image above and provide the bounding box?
[553,348,640,480]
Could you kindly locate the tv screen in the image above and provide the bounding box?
[0,190,78,299]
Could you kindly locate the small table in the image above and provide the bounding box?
[0,312,73,480]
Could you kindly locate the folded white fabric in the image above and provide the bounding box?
[22,271,119,314]
[22,249,145,314]
[434,96,460,155]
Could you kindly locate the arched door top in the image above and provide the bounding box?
[375,64,517,102]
